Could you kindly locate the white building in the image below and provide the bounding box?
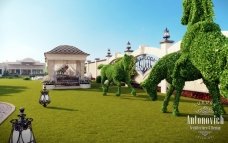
[85,29,228,94]
[0,58,45,76]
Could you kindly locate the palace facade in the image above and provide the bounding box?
[85,29,228,94]
[0,58,45,76]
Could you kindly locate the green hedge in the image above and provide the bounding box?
[96,75,101,83]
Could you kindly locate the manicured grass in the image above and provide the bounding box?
[0,79,228,143]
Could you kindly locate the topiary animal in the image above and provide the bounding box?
[172,0,227,117]
[141,51,226,116]
[98,54,136,96]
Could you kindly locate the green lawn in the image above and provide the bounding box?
[0,79,228,143]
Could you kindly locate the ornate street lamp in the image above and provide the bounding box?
[39,85,50,107]
[124,41,133,55]
[9,107,36,143]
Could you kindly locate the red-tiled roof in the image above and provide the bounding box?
[45,45,89,55]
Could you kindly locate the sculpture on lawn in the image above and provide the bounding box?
[141,51,226,115]
[57,65,69,75]
[98,54,136,96]
[172,0,228,116]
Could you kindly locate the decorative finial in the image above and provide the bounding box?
[125,41,133,54]
[163,27,170,40]
[160,28,174,44]
[106,49,112,57]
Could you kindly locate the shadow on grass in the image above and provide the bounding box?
[53,87,102,93]
[119,94,151,101]
[46,106,78,111]
[53,85,145,95]
[0,85,27,96]
[90,82,145,94]
[154,94,198,104]
[118,93,199,103]
[51,82,145,94]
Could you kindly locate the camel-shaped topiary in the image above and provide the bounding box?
[141,51,226,115]
[98,54,136,96]
[172,0,228,117]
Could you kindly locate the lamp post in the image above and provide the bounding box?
[9,107,36,143]
[39,85,51,107]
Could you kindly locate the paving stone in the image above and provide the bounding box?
[0,102,15,124]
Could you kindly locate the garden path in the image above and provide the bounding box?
[0,102,15,124]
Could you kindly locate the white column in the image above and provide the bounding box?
[161,80,168,93]
[86,62,89,73]
[48,60,55,81]
[95,60,97,78]
[75,61,80,77]
[80,60,85,77]
[78,61,81,75]
[75,60,77,76]
[160,41,173,93]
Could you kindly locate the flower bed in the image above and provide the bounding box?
[181,90,228,105]
[44,84,55,90]
[79,78,91,88]
[42,75,91,89]
[55,74,80,86]
[80,84,91,88]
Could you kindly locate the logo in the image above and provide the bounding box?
[187,101,224,140]
[135,54,159,75]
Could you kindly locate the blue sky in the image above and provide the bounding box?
[0,0,227,62]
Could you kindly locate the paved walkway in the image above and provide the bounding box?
[0,102,15,125]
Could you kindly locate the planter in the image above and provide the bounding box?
[43,84,55,90]
[80,84,91,89]
[43,84,91,89]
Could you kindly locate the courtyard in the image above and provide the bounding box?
[0,78,227,143]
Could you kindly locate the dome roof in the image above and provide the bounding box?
[45,45,89,55]
[21,58,36,63]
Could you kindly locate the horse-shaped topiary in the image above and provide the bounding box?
[141,51,226,115]
[98,54,136,96]
[172,0,228,117]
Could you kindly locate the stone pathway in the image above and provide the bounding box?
[0,102,15,125]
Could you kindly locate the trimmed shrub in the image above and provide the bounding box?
[23,77,31,80]
[96,76,101,83]
[171,0,227,116]
[98,54,136,96]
